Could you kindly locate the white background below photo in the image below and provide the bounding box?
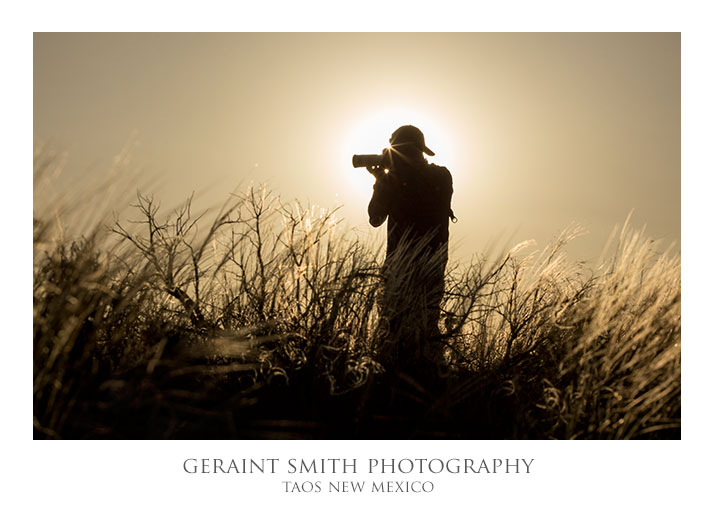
[6,0,715,507]
[25,440,692,506]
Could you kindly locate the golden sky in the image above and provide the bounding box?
[34,32,680,263]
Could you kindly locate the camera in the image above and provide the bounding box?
[352,153,384,169]
[352,149,392,177]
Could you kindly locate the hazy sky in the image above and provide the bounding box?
[34,32,680,263]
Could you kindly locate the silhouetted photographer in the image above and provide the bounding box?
[354,125,455,367]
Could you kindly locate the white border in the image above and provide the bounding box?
[7,1,714,506]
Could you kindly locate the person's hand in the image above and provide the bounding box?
[367,165,385,178]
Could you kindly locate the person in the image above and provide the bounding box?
[367,125,454,367]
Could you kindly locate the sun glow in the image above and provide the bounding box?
[343,107,456,168]
[336,106,458,211]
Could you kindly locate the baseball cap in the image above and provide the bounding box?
[389,125,435,156]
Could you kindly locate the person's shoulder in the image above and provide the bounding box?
[428,163,452,182]
[428,162,450,173]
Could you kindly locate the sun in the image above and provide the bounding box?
[342,107,455,169]
[335,106,457,211]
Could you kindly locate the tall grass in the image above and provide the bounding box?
[33,173,680,439]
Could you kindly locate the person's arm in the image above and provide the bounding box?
[437,166,454,220]
[445,168,454,210]
[368,173,395,227]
